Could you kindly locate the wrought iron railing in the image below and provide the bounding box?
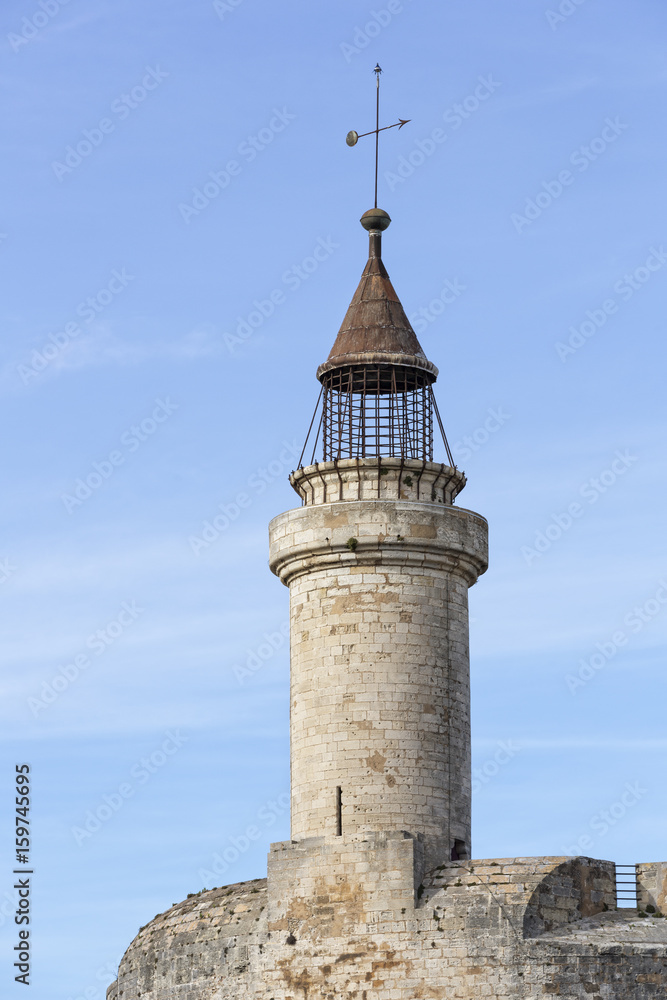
[615,864,637,907]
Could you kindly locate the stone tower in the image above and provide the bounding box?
[109,206,667,1000]
[269,207,487,870]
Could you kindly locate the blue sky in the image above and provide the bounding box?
[1,0,666,996]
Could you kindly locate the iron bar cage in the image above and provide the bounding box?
[321,364,433,462]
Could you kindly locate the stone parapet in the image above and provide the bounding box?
[422,855,616,939]
[267,832,425,944]
[637,861,667,915]
[107,879,267,1000]
[289,457,466,507]
[108,854,667,999]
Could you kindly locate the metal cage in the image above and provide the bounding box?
[321,364,433,462]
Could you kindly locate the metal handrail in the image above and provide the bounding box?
[615,864,637,907]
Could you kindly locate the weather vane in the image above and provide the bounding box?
[346,64,410,209]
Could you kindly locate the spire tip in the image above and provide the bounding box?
[360,208,391,232]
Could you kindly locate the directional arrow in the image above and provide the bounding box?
[345,65,411,208]
[346,119,411,146]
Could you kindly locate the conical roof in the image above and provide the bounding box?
[317,210,438,382]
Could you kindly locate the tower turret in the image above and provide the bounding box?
[269,207,488,867]
[317,209,439,464]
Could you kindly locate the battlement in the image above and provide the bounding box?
[108,853,667,999]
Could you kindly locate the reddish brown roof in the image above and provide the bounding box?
[317,233,437,382]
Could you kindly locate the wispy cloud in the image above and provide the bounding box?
[474,737,667,751]
[1,324,224,393]
[48,7,113,38]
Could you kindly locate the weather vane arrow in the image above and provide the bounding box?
[345,64,411,209]
[346,120,411,145]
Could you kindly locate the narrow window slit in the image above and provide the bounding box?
[336,786,342,836]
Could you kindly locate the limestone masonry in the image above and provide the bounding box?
[109,207,667,998]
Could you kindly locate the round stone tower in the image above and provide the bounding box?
[269,208,488,867]
[108,202,667,1000]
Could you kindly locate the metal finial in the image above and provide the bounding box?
[345,66,411,209]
